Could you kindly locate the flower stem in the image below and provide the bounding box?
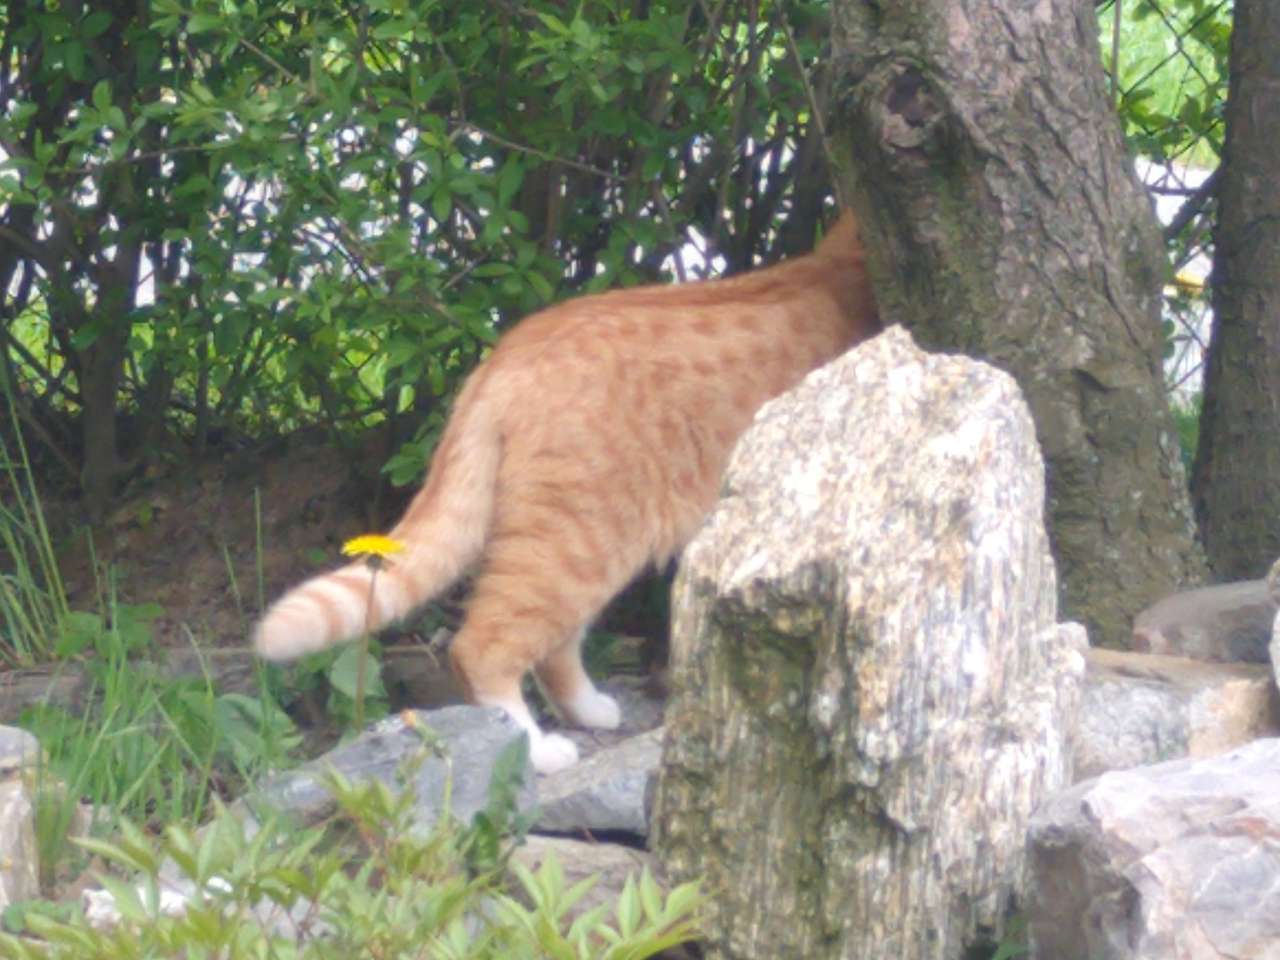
[355,567,378,731]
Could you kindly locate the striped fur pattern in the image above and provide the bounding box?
[254,210,879,772]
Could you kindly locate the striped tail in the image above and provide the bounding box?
[252,396,500,662]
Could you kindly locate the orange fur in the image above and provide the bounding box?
[254,211,879,771]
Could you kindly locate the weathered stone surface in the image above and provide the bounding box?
[654,327,1087,959]
[509,835,658,921]
[1028,739,1280,960]
[534,728,662,837]
[1077,648,1280,781]
[1272,606,1279,693]
[0,782,38,911]
[0,725,40,775]
[249,706,534,828]
[1132,574,1279,663]
[1270,559,1280,692]
[0,725,41,912]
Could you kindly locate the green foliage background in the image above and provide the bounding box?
[0,0,836,514]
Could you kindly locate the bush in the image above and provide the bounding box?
[0,736,702,959]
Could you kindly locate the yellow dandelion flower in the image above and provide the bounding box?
[341,534,406,559]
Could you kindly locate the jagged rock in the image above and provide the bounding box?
[1272,607,1279,694]
[654,327,1087,959]
[509,835,658,921]
[1132,567,1280,663]
[0,725,40,775]
[248,705,534,828]
[0,726,41,912]
[1028,738,1280,960]
[534,728,663,837]
[1270,559,1280,691]
[1077,647,1280,781]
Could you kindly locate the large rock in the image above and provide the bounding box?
[1132,557,1280,662]
[1077,647,1280,781]
[249,706,534,828]
[534,728,662,837]
[1028,739,1280,960]
[0,726,40,912]
[653,327,1087,959]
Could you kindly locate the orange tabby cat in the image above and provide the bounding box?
[254,210,879,772]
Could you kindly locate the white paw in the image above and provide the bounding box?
[529,732,580,774]
[570,689,622,730]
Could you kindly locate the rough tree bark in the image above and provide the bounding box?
[829,0,1206,646]
[1190,0,1280,581]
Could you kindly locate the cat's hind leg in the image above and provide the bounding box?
[448,610,581,774]
[448,523,637,771]
[535,629,621,731]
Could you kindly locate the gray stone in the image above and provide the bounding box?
[654,327,1088,959]
[1132,571,1279,663]
[1028,739,1280,960]
[249,705,534,828]
[534,728,663,837]
[555,677,665,763]
[1077,647,1280,781]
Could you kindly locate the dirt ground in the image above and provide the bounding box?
[51,429,421,650]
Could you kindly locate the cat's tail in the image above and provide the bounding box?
[252,385,499,662]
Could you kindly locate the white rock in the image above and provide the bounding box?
[1077,647,1280,780]
[1028,738,1280,960]
[0,726,41,912]
[655,327,1087,958]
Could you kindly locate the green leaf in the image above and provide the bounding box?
[431,188,452,223]
[55,611,103,658]
[91,80,112,114]
[186,13,224,34]
[328,644,383,700]
[371,17,416,40]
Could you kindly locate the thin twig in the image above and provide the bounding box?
[1163,167,1220,243]
[1110,0,1122,104]
[450,121,622,183]
[777,6,841,205]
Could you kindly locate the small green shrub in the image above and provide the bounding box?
[1169,393,1202,470]
[0,378,69,666]
[20,605,300,888]
[0,746,703,959]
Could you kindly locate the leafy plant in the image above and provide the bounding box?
[1,0,838,522]
[1169,393,1203,469]
[0,743,702,959]
[19,607,300,888]
[0,373,69,666]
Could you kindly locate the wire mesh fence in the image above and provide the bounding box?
[1097,0,1232,403]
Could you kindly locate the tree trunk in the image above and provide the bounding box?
[829,0,1206,647]
[1190,0,1280,581]
[77,330,127,524]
